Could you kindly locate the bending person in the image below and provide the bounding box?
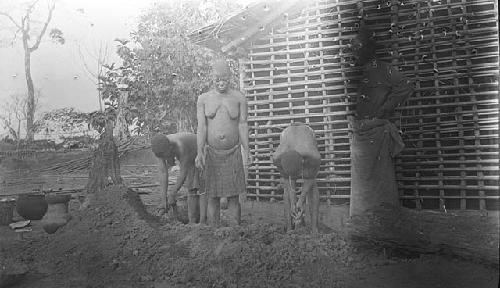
[273,123,321,234]
[151,133,205,224]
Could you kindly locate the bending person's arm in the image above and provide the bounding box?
[297,156,321,210]
[157,158,170,211]
[171,161,188,195]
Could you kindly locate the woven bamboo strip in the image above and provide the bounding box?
[400,134,498,142]
[400,120,498,131]
[247,181,351,188]
[398,175,498,181]
[245,88,496,100]
[257,29,498,51]
[401,144,497,152]
[250,112,354,122]
[403,92,498,102]
[241,54,346,65]
[245,193,351,199]
[249,99,498,114]
[253,27,498,52]
[400,127,498,135]
[399,195,500,200]
[249,109,497,124]
[250,140,351,151]
[244,78,354,91]
[244,65,499,82]
[249,166,351,173]
[399,109,498,119]
[400,185,498,191]
[243,60,497,77]
[248,162,347,171]
[244,80,498,98]
[398,153,499,160]
[398,160,499,166]
[251,126,351,135]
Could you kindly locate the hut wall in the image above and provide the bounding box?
[241,0,499,210]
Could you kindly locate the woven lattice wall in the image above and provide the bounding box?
[241,0,499,210]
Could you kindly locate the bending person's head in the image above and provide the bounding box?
[151,134,171,159]
[280,150,303,178]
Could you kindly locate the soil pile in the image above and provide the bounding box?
[13,185,380,288]
[18,185,164,287]
[8,185,498,288]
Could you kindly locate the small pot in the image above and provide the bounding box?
[16,194,48,220]
[42,194,71,234]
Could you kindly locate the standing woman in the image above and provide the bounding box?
[195,59,251,226]
[348,26,414,216]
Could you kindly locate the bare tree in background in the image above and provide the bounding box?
[0,92,41,143]
[0,0,64,141]
[78,41,109,112]
[0,94,26,142]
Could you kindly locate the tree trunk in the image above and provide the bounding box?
[16,121,21,142]
[19,2,56,141]
[23,34,35,142]
[97,89,103,112]
[113,90,130,142]
[86,120,122,194]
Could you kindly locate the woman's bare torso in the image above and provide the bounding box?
[204,90,241,150]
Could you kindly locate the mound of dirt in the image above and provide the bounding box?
[12,186,367,287]
[17,186,162,287]
[8,185,498,288]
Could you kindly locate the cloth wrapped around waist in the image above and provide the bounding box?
[349,118,405,216]
[350,118,404,157]
[202,145,246,198]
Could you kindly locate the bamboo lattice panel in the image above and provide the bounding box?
[241,0,499,210]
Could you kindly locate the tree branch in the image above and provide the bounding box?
[26,0,42,16]
[0,11,22,29]
[77,44,99,82]
[77,41,110,85]
[7,27,23,46]
[29,0,55,52]
[97,42,109,77]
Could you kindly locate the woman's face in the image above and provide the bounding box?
[214,76,229,93]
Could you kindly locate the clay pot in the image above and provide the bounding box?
[16,194,48,220]
[41,194,71,234]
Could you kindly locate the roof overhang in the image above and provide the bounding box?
[188,0,307,55]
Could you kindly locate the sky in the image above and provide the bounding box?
[0,0,256,117]
[0,0,158,115]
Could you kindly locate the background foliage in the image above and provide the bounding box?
[99,0,242,136]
